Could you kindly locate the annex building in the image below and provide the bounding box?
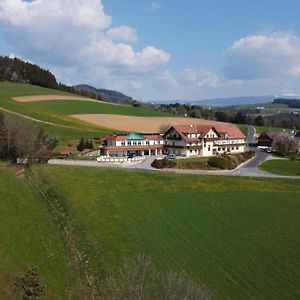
[102,132,164,157]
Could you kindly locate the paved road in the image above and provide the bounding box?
[48,151,300,179]
[246,125,256,144]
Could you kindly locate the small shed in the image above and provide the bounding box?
[60,150,71,159]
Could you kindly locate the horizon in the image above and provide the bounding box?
[0,0,300,102]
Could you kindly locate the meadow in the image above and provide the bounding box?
[0,166,78,298]
[259,159,300,176]
[0,82,170,141]
[2,165,298,299]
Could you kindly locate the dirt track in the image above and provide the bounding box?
[71,114,223,132]
[12,95,95,102]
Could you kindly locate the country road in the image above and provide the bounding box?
[48,149,300,179]
[246,125,256,144]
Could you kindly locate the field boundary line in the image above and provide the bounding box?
[25,168,96,298]
[0,106,98,132]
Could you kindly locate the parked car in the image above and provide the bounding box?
[165,153,176,159]
[128,153,137,158]
[266,147,272,153]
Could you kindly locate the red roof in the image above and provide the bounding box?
[166,123,245,141]
[213,124,245,139]
[168,125,217,142]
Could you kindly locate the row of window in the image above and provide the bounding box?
[120,140,163,146]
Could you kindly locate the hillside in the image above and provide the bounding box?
[74,84,135,105]
[0,82,170,141]
[1,165,300,298]
[0,56,137,105]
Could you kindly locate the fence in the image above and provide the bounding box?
[96,156,145,163]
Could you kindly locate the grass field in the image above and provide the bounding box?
[0,82,170,141]
[259,159,300,176]
[0,167,78,298]
[17,165,299,299]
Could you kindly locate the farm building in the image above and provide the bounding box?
[102,132,164,157]
[102,123,246,157]
[164,124,246,157]
[257,132,281,148]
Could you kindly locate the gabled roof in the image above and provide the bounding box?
[213,124,245,139]
[259,131,282,140]
[165,125,216,142]
[165,123,244,142]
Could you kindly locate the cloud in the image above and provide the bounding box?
[224,31,300,80]
[130,81,143,90]
[0,0,170,76]
[147,2,161,12]
[107,25,138,43]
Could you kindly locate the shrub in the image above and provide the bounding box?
[14,265,45,299]
[101,255,211,300]
[76,137,85,152]
[151,159,176,169]
[208,156,229,169]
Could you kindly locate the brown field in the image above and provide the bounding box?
[12,95,97,102]
[71,114,224,132]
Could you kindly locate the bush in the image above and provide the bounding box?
[101,255,211,300]
[77,137,85,152]
[209,151,255,170]
[151,159,176,169]
[14,265,45,299]
[208,156,229,169]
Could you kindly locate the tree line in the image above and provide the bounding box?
[0,113,57,162]
[155,103,300,129]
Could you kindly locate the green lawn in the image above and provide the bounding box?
[255,125,285,134]
[25,99,169,117]
[259,159,300,176]
[0,167,78,298]
[29,165,300,299]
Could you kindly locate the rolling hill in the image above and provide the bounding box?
[0,82,171,140]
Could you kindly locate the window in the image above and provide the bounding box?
[138,141,142,145]
[146,141,150,145]
[236,147,239,150]
[190,150,193,153]
[204,143,206,148]
[121,142,125,146]
[231,147,234,150]
[128,141,131,146]
[208,146,211,151]
[218,147,221,151]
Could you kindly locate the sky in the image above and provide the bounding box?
[0,0,300,102]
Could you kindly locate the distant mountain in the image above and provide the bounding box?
[158,96,275,107]
[74,84,134,105]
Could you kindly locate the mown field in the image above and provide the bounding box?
[1,164,300,299]
[259,159,300,176]
[0,82,170,141]
[0,166,78,298]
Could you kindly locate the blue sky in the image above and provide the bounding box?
[0,0,300,101]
